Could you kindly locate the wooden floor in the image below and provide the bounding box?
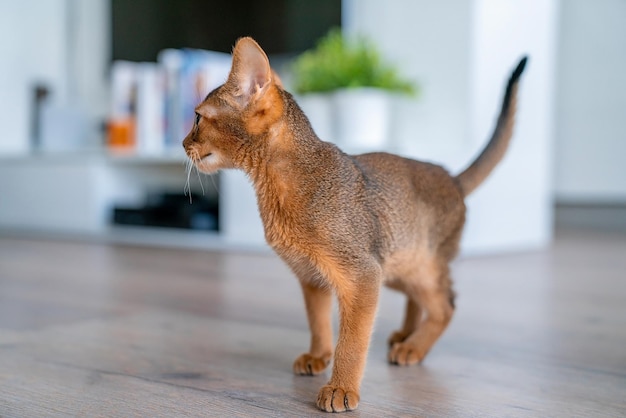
[0,228,624,417]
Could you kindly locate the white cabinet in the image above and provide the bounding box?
[0,153,268,251]
[0,156,107,233]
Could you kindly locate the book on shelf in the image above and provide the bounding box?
[107,49,232,156]
[158,49,231,147]
[108,60,137,150]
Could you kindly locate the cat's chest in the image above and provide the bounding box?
[261,207,305,251]
[256,181,311,244]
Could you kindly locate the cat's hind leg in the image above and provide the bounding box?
[293,280,334,376]
[386,291,422,347]
[388,260,455,366]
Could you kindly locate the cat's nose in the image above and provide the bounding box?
[182,135,193,150]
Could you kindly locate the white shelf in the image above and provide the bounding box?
[104,150,189,165]
[0,149,189,165]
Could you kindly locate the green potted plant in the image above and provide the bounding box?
[292,29,417,149]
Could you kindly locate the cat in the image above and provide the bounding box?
[183,37,527,413]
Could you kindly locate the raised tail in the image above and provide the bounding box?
[456,56,528,196]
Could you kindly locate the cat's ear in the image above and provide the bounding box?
[228,37,273,105]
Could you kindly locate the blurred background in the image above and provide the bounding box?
[0,0,624,255]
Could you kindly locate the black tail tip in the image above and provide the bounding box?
[512,56,529,80]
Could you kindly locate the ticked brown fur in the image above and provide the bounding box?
[183,37,527,412]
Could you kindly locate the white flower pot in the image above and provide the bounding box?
[333,88,391,150]
[295,93,334,143]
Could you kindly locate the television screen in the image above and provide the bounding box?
[111,0,341,62]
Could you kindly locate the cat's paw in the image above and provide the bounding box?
[388,341,425,366]
[387,329,411,347]
[316,385,359,412]
[293,353,331,376]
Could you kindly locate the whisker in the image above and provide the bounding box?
[185,158,194,203]
[209,173,219,196]
[184,159,189,192]
[194,163,206,196]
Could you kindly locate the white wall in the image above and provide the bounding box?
[0,0,109,155]
[68,0,110,136]
[343,0,472,159]
[555,0,626,203]
[0,0,69,154]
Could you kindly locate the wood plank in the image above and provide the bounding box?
[0,229,624,416]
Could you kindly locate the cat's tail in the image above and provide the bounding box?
[455,56,528,196]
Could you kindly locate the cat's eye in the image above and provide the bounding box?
[194,112,201,126]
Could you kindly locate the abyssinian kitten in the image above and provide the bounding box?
[183,37,527,412]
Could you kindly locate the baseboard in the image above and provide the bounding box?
[555,202,626,231]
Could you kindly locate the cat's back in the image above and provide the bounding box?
[352,152,463,205]
[352,152,466,251]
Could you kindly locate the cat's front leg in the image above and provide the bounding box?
[293,280,333,376]
[316,273,380,413]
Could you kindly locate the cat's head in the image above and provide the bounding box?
[182,37,284,174]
